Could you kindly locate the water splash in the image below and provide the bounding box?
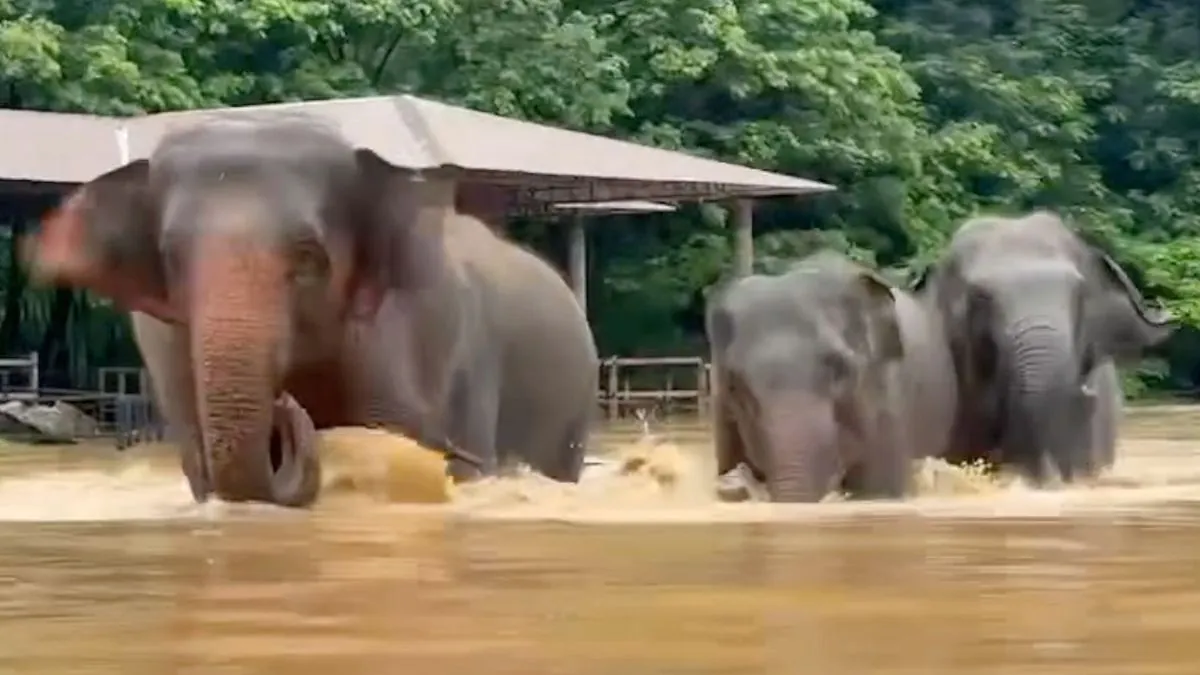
[0,420,1198,523]
[0,463,204,522]
[634,407,653,439]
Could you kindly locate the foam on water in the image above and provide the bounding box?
[0,464,204,522]
[451,443,1200,524]
[0,422,1197,524]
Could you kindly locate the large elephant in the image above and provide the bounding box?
[26,113,598,507]
[706,251,958,502]
[913,211,1174,485]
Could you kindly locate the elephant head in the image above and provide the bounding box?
[708,262,904,502]
[25,114,449,503]
[913,214,1175,482]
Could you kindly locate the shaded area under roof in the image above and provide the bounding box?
[1,95,835,213]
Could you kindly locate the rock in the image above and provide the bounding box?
[52,401,98,437]
[0,399,101,443]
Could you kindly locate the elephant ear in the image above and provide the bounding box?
[350,149,448,317]
[26,160,174,322]
[1087,248,1177,362]
[855,272,904,362]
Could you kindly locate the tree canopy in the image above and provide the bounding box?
[1,0,1198,395]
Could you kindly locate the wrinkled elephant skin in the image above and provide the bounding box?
[706,250,958,503]
[913,211,1175,485]
[267,393,321,507]
[26,115,598,506]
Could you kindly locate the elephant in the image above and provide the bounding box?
[25,113,599,507]
[912,210,1175,485]
[706,250,958,502]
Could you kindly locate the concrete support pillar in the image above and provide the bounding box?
[567,214,587,314]
[732,199,754,277]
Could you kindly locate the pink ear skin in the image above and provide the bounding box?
[26,196,92,286]
[28,195,180,324]
[344,268,385,322]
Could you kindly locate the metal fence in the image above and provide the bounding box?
[0,357,165,448]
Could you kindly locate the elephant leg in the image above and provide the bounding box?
[857,407,910,500]
[1056,392,1098,482]
[1087,362,1121,476]
[1092,408,1119,475]
[511,403,590,482]
[131,312,207,500]
[1005,438,1051,485]
[942,404,994,467]
[445,366,500,482]
[342,314,471,471]
[493,370,590,483]
[545,412,589,483]
[713,391,747,477]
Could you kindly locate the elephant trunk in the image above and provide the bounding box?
[761,394,840,503]
[1007,315,1074,394]
[1004,314,1080,482]
[189,235,290,503]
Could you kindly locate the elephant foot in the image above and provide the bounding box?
[180,442,211,503]
[266,393,322,507]
[716,463,769,502]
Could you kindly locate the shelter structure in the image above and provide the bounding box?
[550,201,676,309]
[0,95,834,316]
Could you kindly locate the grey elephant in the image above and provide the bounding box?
[706,251,958,502]
[26,113,598,507]
[912,211,1175,485]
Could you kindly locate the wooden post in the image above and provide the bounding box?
[732,199,754,277]
[28,351,38,400]
[606,358,619,421]
[567,214,587,314]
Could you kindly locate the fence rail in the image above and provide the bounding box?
[598,356,712,420]
[0,352,38,402]
[0,357,163,447]
[0,354,719,447]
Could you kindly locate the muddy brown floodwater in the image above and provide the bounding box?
[2,407,1200,673]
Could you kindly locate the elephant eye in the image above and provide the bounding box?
[821,353,852,386]
[723,371,758,412]
[289,243,329,284]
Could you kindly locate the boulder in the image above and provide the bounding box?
[0,400,100,443]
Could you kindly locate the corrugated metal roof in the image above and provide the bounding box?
[394,95,830,197]
[0,95,836,208]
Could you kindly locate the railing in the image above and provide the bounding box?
[0,352,39,402]
[598,356,711,420]
[0,355,718,445]
[97,367,163,448]
[0,358,163,447]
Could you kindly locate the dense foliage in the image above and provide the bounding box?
[1,0,1198,394]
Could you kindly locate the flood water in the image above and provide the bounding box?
[3,406,1200,673]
